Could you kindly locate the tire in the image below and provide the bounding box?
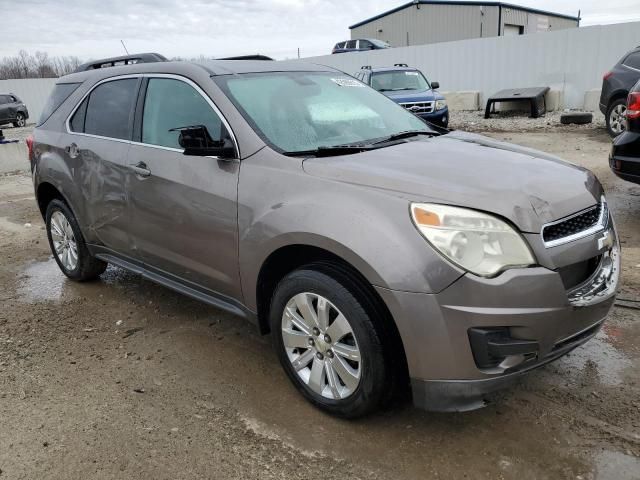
[560,112,593,125]
[270,266,391,418]
[45,199,107,281]
[12,112,26,128]
[606,98,627,137]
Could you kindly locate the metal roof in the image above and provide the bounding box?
[349,1,580,29]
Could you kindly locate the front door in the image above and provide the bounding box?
[126,76,241,301]
[0,95,9,124]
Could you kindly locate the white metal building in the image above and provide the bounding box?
[349,1,580,47]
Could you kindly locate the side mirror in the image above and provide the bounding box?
[431,81,440,90]
[171,125,236,159]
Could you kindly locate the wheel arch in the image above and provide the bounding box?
[36,182,72,219]
[255,242,410,389]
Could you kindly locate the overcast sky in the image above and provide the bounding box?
[0,0,638,61]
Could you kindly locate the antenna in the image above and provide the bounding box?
[120,40,130,55]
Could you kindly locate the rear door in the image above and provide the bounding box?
[126,75,242,300]
[65,77,140,254]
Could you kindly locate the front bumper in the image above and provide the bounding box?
[418,107,449,127]
[377,226,620,412]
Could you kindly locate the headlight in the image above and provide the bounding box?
[410,203,535,277]
[435,99,447,111]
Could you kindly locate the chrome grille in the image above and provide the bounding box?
[542,199,608,248]
[400,101,434,114]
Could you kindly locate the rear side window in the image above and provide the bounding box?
[83,79,138,140]
[38,83,80,126]
[623,52,640,70]
[142,78,222,149]
[70,98,88,133]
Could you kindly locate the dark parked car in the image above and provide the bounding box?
[332,38,390,54]
[600,46,640,137]
[30,55,618,417]
[610,79,640,182]
[0,93,29,127]
[354,65,449,127]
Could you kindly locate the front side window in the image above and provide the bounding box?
[142,78,223,149]
[216,71,431,154]
[370,70,430,92]
[359,40,373,49]
[346,40,357,49]
[624,52,640,70]
[83,79,138,140]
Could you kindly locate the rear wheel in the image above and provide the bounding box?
[270,267,391,418]
[606,98,627,137]
[13,112,26,128]
[45,199,107,281]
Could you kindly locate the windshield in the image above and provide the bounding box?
[371,70,430,92]
[215,71,431,153]
[369,39,391,48]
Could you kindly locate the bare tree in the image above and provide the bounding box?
[0,51,84,79]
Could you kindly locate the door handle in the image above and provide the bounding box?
[130,162,151,177]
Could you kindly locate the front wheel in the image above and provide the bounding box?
[45,199,107,281]
[13,112,26,128]
[606,98,627,137]
[270,267,391,418]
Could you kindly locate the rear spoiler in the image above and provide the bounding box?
[74,53,168,72]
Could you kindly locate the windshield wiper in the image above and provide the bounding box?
[282,145,376,157]
[372,130,438,145]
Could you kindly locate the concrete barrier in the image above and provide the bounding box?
[584,89,604,116]
[441,91,480,111]
[0,142,29,174]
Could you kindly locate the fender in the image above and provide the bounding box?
[237,151,463,312]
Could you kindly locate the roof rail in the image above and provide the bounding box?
[74,53,168,73]
[394,63,409,67]
[219,54,274,61]
[361,65,372,70]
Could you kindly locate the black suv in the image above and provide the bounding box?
[610,79,640,183]
[0,93,29,128]
[600,46,640,137]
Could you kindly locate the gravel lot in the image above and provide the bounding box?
[0,121,639,479]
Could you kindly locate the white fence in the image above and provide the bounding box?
[0,78,58,125]
[299,21,640,110]
[1,20,638,125]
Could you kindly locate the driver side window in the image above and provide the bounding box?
[142,78,223,149]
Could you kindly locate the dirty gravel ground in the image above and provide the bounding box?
[1,124,639,480]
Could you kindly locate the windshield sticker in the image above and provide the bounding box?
[406,72,419,76]
[331,78,365,87]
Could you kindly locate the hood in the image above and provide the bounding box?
[302,131,602,233]
[382,88,442,103]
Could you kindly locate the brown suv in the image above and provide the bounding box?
[29,56,619,417]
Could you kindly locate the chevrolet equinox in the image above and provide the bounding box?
[29,57,620,417]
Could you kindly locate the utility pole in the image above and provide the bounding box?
[121,40,130,55]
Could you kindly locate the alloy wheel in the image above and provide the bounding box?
[50,210,78,271]
[610,104,627,135]
[281,292,362,400]
[16,114,25,127]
